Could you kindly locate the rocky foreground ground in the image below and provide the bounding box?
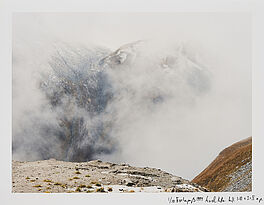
[12,159,208,193]
[12,137,252,193]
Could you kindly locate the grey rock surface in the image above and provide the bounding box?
[222,161,252,192]
[12,159,208,193]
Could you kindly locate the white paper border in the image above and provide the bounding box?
[1,0,263,205]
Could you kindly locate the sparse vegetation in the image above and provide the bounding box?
[96,188,105,192]
[33,185,42,188]
[75,187,81,192]
[43,179,52,182]
[108,187,113,192]
[60,184,67,188]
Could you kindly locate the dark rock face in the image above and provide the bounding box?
[12,159,208,193]
[13,44,117,162]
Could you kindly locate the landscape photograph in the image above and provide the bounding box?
[12,12,252,193]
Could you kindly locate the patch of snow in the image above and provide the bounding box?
[66,184,165,193]
[117,172,152,180]
[104,185,165,193]
[175,184,195,189]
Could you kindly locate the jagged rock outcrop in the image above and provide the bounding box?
[192,137,252,192]
[12,159,208,193]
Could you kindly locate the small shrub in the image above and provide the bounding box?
[79,184,86,188]
[60,184,67,188]
[33,185,42,188]
[108,187,113,192]
[75,187,81,192]
[54,182,62,185]
[95,183,101,187]
[73,177,80,179]
[85,175,90,177]
[43,179,52,182]
[96,188,105,192]
[75,171,81,174]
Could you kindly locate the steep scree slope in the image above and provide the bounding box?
[192,137,252,192]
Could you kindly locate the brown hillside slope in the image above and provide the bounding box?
[192,137,252,192]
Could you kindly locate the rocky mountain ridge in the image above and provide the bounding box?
[12,159,208,193]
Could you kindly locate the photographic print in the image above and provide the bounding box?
[12,12,252,193]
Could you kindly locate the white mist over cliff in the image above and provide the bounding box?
[12,13,251,179]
